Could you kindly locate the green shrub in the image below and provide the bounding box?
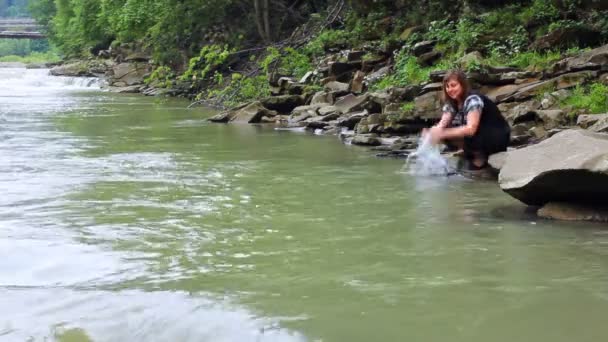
[562,83,608,114]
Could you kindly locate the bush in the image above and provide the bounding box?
[562,83,608,114]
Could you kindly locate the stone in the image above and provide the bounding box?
[347,50,366,62]
[260,95,305,114]
[505,100,541,124]
[488,151,508,173]
[549,44,608,76]
[337,110,368,129]
[351,70,366,93]
[318,106,338,116]
[418,51,442,66]
[366,66,390,83]
[334,94,369,114]
[231,101,278,124]
[537,202,608,222]
[588,116,608,133]
[498,129,608,206]
[577,113,608,129]
[389,85,421,102]
[351,134,382,146]
[310,91,335,105]
[535,109,569,129]
[111,62,150,86]
[414,91,442,120]
[289,104,322,123]
[457,51,483,69]
[208,111,235,123]
[324,81,350,93]
[299,71,314,84]
[529,126,548,140]
[530,26,601,52]
[412,41,435,56]
[328,62,356,78]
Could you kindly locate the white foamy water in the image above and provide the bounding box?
[0,66,105,97]
[406,136,451,176]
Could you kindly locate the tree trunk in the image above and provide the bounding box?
[263,0,271,42]
[253,0,268,42]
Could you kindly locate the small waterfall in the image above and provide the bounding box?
[405,135,453,176]
[0,66,105,96]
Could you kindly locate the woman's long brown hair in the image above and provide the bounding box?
[442,70,471,109]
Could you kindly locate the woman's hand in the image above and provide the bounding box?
[423,126,443,145]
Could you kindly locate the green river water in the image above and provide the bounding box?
[1,67,607,342]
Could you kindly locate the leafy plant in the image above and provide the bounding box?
[562,83,608,114]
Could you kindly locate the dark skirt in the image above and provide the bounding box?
[463,125,511,158]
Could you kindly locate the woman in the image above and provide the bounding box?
[424,70,511,170]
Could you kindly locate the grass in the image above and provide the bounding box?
[0,51,61,64]
[561,83,608,114]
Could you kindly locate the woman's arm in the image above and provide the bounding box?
[438,109,481,140]
[436,112,454,129]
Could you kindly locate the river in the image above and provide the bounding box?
[1,66,607,342]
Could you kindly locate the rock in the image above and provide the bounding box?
[417,51,442,66]
[400,25,424,41]
[412,41,435,56]
[260,95,305,114]
[347,50,365,62]
[305,116,330,129]
[500,71,541,84]
[334,94,369,115]
[577,113,608,129]
[420,82,443,94]
[368,91,391,107]
[208,111,235,123]
[318,106,339,117]
[529,126,548,140]
[366,66,390,83]
[530,26,601,52]
[549,44,608,76]
[324,81,350,92]
[125,52,151,62]
[588,116,608,133]
[310,91,335,105]
[537,202,608,222]
[390,85,421,102]
[414,91,442,120]
[351,134,382,146]
[457,51,483,69]
[289,104,322,123]
[351,70,366,93]
[299,71,314,84]
[510,133,533,146]
[505,100,541,124]
[499,129,608,206]
[337,110,368,129]
[429,70,446,82]
[231,101,278,124]
[109,85,142,93]
[111,62,150,86]
[535,109,569,129]
[488,151,508,173]
[328,62,356,78]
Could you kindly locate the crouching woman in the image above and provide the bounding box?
[424,70,511,170]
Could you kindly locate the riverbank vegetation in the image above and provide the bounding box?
[27,0,608,112]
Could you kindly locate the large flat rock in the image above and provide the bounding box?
[498,129,608,206]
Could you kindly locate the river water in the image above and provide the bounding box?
[1,67,607,342]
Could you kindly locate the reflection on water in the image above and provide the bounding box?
[1,68,608,341]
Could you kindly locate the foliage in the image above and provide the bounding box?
[180,44,233,82]
[304,29,353,57]
[0,38,51,56]
[261,47,312,79]
[562,83,608,114]
[0,51,60,63]
[205,73,270,107]
[145,65,175,88]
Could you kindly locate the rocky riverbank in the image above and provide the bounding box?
[49,42,608,223]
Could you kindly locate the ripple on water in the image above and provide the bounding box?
[0,289,308,342]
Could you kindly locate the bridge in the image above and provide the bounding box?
[0,18,46,39]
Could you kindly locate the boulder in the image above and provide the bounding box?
[488,151,508,173]
[260,95,305,114]
[499,129,608,206]
[351,134,382,146]
[289,104,322,123]
[414,91,442,120]
[577,113,608,129]
[412,41,435,56]
[537,202,608,222]
[549,44,608,76]
[334,94,369,114]
[324,81,350,93]
[417,51,442,66]
[350,70,366,93]
[337,110,368,129]
[588,116,608,133]
[310,91,335,105]
[111,62,150,86]
[530,26,601,52]
[231,101,278,123]
[535,109,569,129]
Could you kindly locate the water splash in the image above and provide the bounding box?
[405,135,452,176]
